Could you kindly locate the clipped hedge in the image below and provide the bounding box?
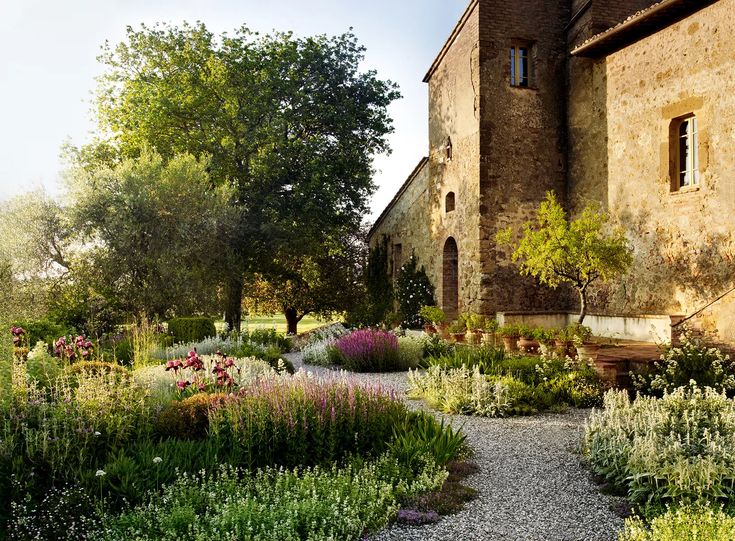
[168,317,216,344]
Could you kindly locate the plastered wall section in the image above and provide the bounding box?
[425,3,482,316]
[596,0,735,341]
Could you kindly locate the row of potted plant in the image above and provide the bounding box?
[418,307,600,359]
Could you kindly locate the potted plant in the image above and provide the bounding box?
[570,323,600,361]
[516,324,538,354]
[448,320,467,343]
[498,324,520,353]
[419,305,445,336]
[534,328,556,356]
[554,326,575,358]
[482,318,499,346]
[464,313,486,344]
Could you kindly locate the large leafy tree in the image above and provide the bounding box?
[91,23,399,330]
[67,150,232,319]
[497,191,633,324]
[243,229,366,334]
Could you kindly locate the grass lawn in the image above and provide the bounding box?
[216,314,337,335]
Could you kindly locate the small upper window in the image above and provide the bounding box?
[445,192,455,213]
[445,137,453,161]
[670,114,699,190]
[510,45,530,87]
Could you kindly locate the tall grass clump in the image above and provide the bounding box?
[334,329,400,372]
[583,387,735,507]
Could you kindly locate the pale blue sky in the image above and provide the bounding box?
[0,0,467,217]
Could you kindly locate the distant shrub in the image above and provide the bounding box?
[334,329,400,372]
[243,328,291,351]
[11,318,74,349]
[168,317,216,344]
[395,255,435,328]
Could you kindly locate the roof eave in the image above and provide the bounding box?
[422,0,479,83]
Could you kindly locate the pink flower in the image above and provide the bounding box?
[176,380,191,390]
[224,358,235,368]
[165,359,183,372]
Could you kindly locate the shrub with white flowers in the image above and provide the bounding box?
[395,255,435,329]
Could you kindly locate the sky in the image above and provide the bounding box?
[0,0,467,218]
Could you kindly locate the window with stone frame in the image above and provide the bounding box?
[510,42,533,87]
[669,114,700,191]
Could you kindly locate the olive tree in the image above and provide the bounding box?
[497,191,633,324]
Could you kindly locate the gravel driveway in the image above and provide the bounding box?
[284,353,625,541]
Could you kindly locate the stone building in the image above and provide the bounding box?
[368,0,735,344]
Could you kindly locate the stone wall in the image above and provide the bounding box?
[476,0,572,314]
[571,0,735,342]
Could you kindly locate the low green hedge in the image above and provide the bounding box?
[168,317,216,344]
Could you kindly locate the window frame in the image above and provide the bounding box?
[670,113,700,192]
[510,44,531,88]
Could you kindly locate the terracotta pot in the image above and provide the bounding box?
[423,324,436,335]
[466,330,484,344]
[438,324,450,339]
[502,335,519,352]
[575,342,601,362]
[482,332,496,347]
[517,337,539,354]
[451,332,466,343]
[555,339,575,358]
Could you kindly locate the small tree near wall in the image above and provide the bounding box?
[496,191,633,324]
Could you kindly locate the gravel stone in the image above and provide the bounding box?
[285,352,625,541]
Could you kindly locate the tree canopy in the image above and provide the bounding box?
[90,22,400,329]
[496,191,633,323]
[67,150,232,319]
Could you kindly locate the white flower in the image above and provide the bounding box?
[153,456,162,464]
[95,470,106,477]
[94,431,101,436]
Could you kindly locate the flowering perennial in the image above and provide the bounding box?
[335,329,400,372]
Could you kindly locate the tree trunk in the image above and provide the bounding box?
[225,272,244,333]
[284,307,299,336]
[577,288,588,325]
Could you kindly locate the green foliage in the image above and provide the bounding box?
[168,317,217,344]
[93,23,400,330]
[395,255,435,328]
[389,410,467,467]
[25,342,62,389]
[427,345,506,375]
[419,306,446,326]
[155,393,229,440]
[67,151,231,320]
[11,319,74,350]
[496,191,633,323]
[397,336,424,370]
[94,456,446,541]
[583,387,735,507]
[411,351,604,417]
[356,235,394,326]
[633,333,735,396]
[497,324,520,338]
[618,505,735,541]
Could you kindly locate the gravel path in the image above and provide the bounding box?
[284,352,625,541]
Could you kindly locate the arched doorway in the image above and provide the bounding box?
[442,237,459,320]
